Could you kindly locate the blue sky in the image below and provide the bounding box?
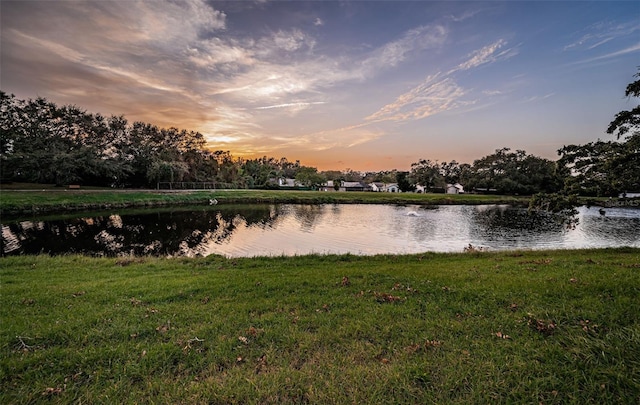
[1,0,638,171]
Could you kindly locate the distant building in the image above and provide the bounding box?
[385,183,399,193]
[370,182,398,192]
[321,181,400,192]
[342,181,370,192]
[446,183,465,194]
[279,178,298,188]
[320,180,338,191]
[268,178,300,188]
[370,182,385,192]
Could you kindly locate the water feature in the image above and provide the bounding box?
[2,204,639,257]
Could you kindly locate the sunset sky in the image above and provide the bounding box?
[2,1,639,171]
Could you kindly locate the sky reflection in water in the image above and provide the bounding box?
[207,205,640,256]
[3,204,638,258]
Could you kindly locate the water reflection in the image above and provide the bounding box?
[2,204,639,257]
[2,205,279,257]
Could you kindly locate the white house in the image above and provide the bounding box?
[370,182,385,192]
[322,181,400,192]
[278,178,299,187]
[320,180,337,191]
[446,183,465,194]
[385,183,399,193]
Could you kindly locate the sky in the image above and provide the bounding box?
[1,1,639,171]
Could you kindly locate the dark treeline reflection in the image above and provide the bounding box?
[471,205,565,232]
[2,205,279,257]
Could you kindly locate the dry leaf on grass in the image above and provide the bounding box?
[42,387,63,396]
[495,331,511,339]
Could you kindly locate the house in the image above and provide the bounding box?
[342,181,370,192]
[369,182,399,192]
[370,182,385,192]
[385,183,399,193]
[323,181,400,192]
[446,183,465,194]
[278,178,299,188]
[320,181,370,192]
[320,180,337,191]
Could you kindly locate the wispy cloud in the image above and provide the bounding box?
[206,23,448,104]
[257,29,317,56]
[360,25,447,74]
[454,39,518,72]
[564,20,640,51]
[568,42,640,65]
[198,106,262,148]
[255,101,327,110]
[449,9,482,23]
[365,74,466,122]
[3,0,228,101]
[521,93,556,104]
[482,89,505,96]
[365,39,515,124]
[7,29,200,101]
[187,38,256,68]
[291,124,385,151]
[279,38,517,154]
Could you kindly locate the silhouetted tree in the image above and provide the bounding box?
[410,159,443,191]
[468,148,560,195]
[557,69,640,196]
[295,166,325,189]
[607,67,640,140]
[396,171,415,192]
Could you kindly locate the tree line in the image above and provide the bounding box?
[1,69,638,195]
[0,92,310,189]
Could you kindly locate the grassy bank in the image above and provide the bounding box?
[2,249,639,403]
[0,188,530,216]
[0,189,214,217]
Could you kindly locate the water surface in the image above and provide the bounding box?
[2,204,639,257]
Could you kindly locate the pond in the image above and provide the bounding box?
[2,204,639,257]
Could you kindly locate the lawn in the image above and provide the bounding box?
[2,249,639,403]
[0,187,531,216]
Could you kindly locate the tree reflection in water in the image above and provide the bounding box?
[2,205,278,257]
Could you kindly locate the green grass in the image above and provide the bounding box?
[0,189,212,216]
[2,249,639,403]
[1,188,530,216]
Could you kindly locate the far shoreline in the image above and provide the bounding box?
[3,184,634,218]
[1,187,539,217]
